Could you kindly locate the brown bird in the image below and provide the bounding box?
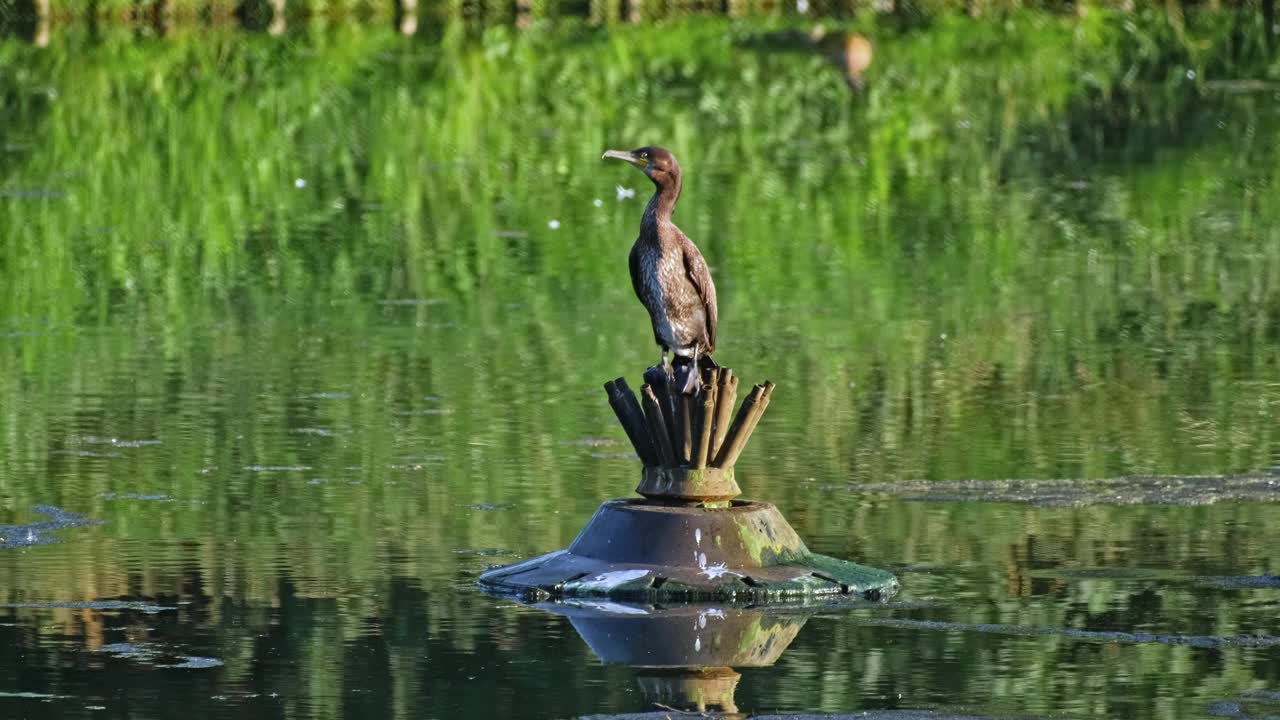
[744,26,873,91]
[602,146,717,394]
[841,33,873,90]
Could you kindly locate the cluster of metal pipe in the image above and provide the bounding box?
[604,368,774,470]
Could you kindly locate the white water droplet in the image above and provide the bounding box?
[695,528,702,545]
[548,220,561,230]
[294,178,307,188]
[593,198,603,207]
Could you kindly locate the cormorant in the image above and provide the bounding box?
[602,146,717,394]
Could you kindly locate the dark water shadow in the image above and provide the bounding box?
[833,616,1280,649]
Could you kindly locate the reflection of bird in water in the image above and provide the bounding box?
[744,26,873,91]
[602,146,717,395]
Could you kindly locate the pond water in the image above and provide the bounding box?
[2,13,1280,720]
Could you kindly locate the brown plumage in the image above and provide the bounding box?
[744,26,873,91]
[602,146,718,393]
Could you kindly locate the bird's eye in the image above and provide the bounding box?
[639,151,648,159]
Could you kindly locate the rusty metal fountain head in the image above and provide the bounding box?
[606,365,766,506]
[479,365,898,603]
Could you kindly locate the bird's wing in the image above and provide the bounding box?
[628,243,645,303]
[681,240,718,353]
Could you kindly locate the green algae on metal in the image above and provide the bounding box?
[733,513,807,566]
[636,465,740,505]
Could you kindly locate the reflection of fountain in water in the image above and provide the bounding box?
[637,667,742,715]
[531,601,813,717]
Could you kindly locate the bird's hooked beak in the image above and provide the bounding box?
[601,149,648,169]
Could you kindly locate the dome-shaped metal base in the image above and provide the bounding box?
[478,499,898,602]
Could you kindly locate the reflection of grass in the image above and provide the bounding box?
[0,8,1274,518]
[0,11,1274,482]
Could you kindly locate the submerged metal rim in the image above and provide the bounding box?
[478,548,899,604]
[478,497,899,604]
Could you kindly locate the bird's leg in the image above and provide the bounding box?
[681,347,702,395]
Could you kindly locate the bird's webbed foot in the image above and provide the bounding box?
[679,366,702,395]
[679,348,703,395]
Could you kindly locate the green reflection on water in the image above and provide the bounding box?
[1,8,1279,719]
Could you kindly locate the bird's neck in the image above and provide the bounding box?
[642,177,681,233]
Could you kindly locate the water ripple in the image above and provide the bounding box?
[844,616,1280,648]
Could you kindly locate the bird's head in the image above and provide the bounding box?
[602,146,681,189]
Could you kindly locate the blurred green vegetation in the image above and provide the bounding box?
[1,7,1276,309]
[2,0,1277,26]
[0,6,1279,718]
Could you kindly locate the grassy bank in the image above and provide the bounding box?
[3,0,1277,27]
[2,9,1276,308]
